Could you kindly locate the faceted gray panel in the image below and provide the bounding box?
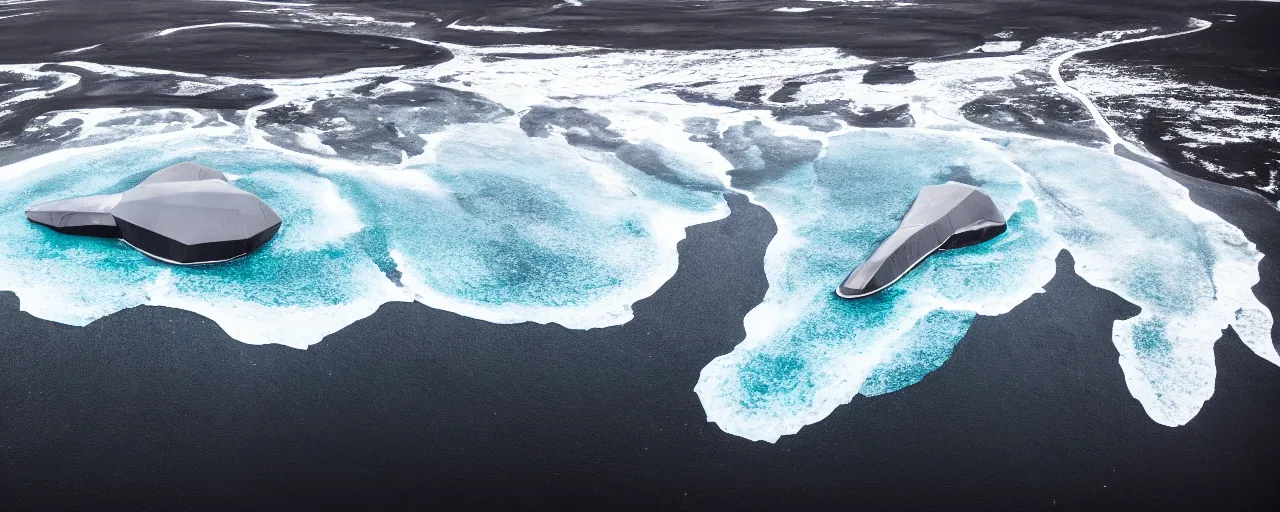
[23,193,122,238]
[113,180,279,247]
[24,161,281,265]
[837,183,1006,298]
[138,161,228,185]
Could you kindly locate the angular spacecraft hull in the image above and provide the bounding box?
[25,162,281,265]
[837,183,1006,299]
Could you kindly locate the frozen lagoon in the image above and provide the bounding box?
[0,25,1276,443]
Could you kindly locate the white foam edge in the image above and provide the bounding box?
[0,64,82,108]
[0,110,239,182]
[1005,137,1278,425]
[253,170,365,250]
[391,199,729,330]
[0,12,39,22]
[1049,18,1213,156]
[444,21,553,33]
[155,22,274,37]
[144,266,412,349]
[55,44,101,55]
[197,0,315,6]
[240,113,453,197]
[695,301,929,443]
[696,129,1062,442]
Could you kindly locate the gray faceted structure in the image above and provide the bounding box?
[837,183,1006,299]
[25,162,281,265]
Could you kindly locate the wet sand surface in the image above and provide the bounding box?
[0,0,1216,69]
[1,1,1278,509]
[1,192,1278,510]
[1082,2,1280,200]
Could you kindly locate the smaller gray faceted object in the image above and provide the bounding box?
[25,162,281,265]
[837,183,1006,299]
[24,192,123,238]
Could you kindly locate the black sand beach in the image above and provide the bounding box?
[0,0,1220,67]
[2,0,1278,509]
[2,190,1278,510]
[1080,2,1280,200]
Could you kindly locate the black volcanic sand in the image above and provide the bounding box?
[0,65,276,139]
[423,0,1200,55]
[0,0,450,79]
[0,0,1226,66]
[2,192,1279,510]
[1075,4,1280,200]
[1084,4,1280,98]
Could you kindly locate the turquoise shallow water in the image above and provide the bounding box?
[696,130,1277,442]
[335,124,725,318]
[0,120,1274,444]
[0,125,727,346]
[1003,139,1277,428]
[695,130,1061,441]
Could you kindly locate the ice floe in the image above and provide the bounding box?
[697,130,1058,442]
[1005,138,1278,426]
[0,16,1273,443]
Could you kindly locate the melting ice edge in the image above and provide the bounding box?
[0,19,1277,443]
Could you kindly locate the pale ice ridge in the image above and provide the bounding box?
[56,44,101,55]
[155,22,274,37]
[1048,19,1212,155]
[0,12,38,21]
[970,41,1022,53]
[229,6,421,31]
[444,22,552,33]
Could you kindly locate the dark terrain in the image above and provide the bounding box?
[1,1,1278,509]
